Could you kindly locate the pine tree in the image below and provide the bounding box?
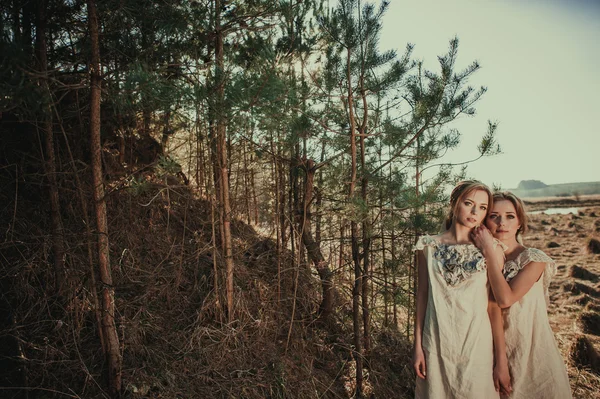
[87,0,122,395]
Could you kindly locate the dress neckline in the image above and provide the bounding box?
[505,247,529,265]
[424,235,476,247]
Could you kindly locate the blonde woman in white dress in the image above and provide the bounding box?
[412,181,512,398]
[471,192,572,398]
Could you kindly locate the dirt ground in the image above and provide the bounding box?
[523,195,600,398]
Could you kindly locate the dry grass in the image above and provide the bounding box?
[3,149,598,398]
[0,168,414,399]
[579,313,600,336]
[571,335,600,375]
[529,203,600,397]
[570,266,600,283]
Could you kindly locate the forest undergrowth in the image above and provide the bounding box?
[0,164,414,399]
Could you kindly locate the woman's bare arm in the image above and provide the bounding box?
[472,227,545,308]
[413,250,429,379]
[488,291,512,395]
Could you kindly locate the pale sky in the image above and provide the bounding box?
[381,0,600,190]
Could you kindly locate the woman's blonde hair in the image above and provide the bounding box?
[444,180,493,230]
[491,191,528,242]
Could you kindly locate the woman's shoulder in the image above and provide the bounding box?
[504,247,555,282]
[519,247,554,265]
[413,234,442,251]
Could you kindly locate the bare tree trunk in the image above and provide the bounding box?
[289,152,299,266]
[271,139,282,303]
[382,207,388,328]
[390,200,398,330]
[315,140,325,244]
[87,0,122,395]
[378,141,389,328]
[345,46,363,398]
[210,190,222,319]
[411,136,421,338]
[339,221,345,270]
[194,108,203,193]
[359,85,371,358]
[242,137,251,224]
[279,155,287,249]
[215,0,234,322]
[249,127,259,225]
[300,160,335,322]
[161,109,171,149]
[35,0,65,290]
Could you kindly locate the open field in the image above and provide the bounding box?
[524,198,600,398]
[523,194,600,211]
[512,182,600,199]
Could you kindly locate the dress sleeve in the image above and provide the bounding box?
[521,248,556,306]
[413,235,435,251]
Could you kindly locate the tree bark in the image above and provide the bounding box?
[35,0,65,291]
[391,209,398,330]
[345,46,363,398]
[411,136,422,338]
[214,0,234,322]
[242,137,251,224]
[316,140,325,244]
[87,0,122,395]
[359,83,371,357]
[300,159,335,322]
[271,139,282,303]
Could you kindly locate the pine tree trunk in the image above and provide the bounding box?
[271,140,282,303]
[378,143,389,328]
[359,86,371,357]
[243,138,251,224]
[381,204,388,328]
[194,107,203,192]
[214,0,234,322]
[300,160,335,322]
[411,136,421,338]
[338,221,345,271]
[35,0,65,291]
[346,46,363,398]
[279,156,287,249]
[87,0,122,395]
[289,152,299,265]
[315,140,325,244]
[161,109,171,149]
[249,127,259,225]
[390,202,398,330]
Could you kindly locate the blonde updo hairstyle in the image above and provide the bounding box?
[444,180,494,231]
[491,191,529,243]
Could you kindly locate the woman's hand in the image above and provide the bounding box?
[470,225,496,255]
[493,360,512,396]
[412,345,427,380]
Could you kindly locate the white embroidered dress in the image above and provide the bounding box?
[414,235,499,399]
[501,248,572,399]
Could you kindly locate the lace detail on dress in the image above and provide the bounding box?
[414,235,439,251]
[414,235,486,286]
[502,247,556,305]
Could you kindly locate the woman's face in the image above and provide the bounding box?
[455,189,489,229]
[485,199,521,240]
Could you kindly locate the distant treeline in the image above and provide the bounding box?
[511,181,600,198]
